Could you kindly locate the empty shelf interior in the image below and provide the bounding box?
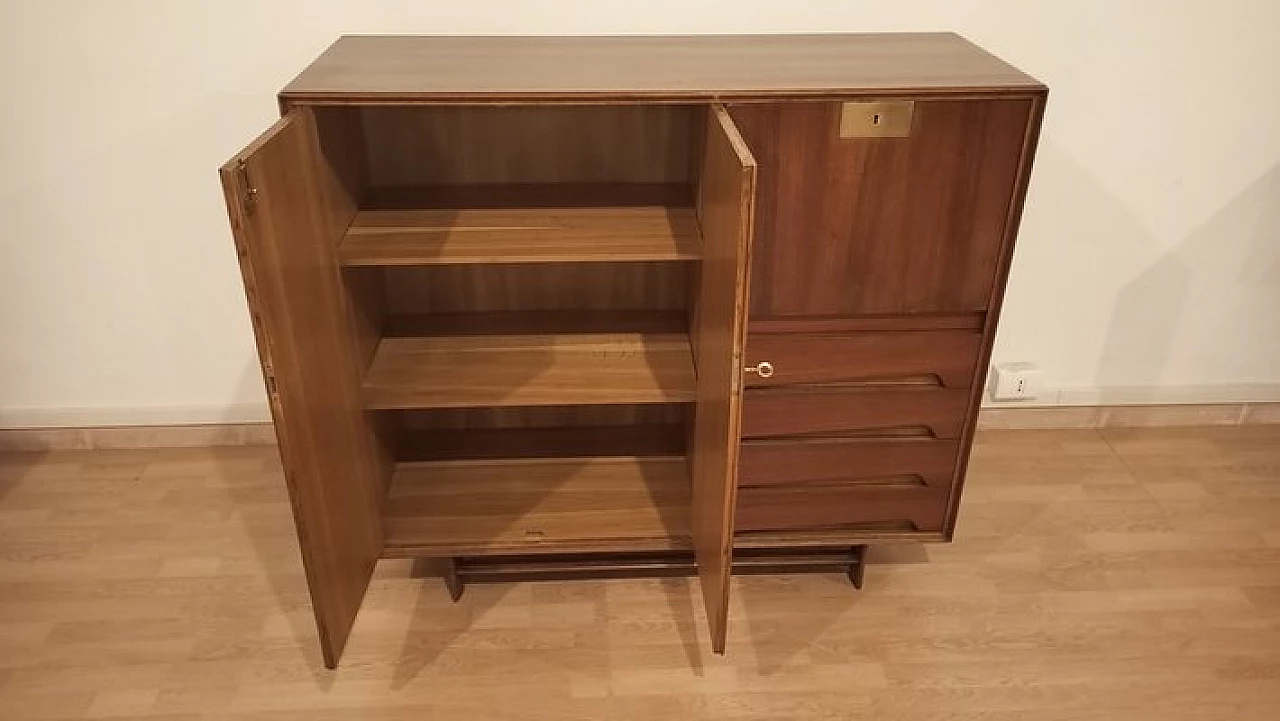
[363,332,696,410]
[385,310,687,337]
[382,456,692,556]
[340,206,701,266]
[398,424,686,462]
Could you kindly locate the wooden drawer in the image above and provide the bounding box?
[739,437,958,488]
[741,384,969,439]
[744,331,981,389]
[736,483,950,533]
[735,438,957,532]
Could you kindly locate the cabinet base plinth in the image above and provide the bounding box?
[433,546,869,600]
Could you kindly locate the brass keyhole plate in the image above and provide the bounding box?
[839,101,914,138]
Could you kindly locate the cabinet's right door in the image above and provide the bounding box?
[728,99,1033,318]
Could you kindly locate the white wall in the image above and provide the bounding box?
[2,1,1278,426]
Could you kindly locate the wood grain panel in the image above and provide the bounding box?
[315,107,382,370]
[735,484,949,533]
[689,105,756,654]
[745,331,981,388]
[311,106,368,228]
[218,109,384,669]
[367,182,693,209]
[385,310,686,336]
[382,457,691,556]
[401,404,686,425]
[362,104,696,187]
[736,437,958,533]
[383,263,690,315]
[399,404,687,430]
[340,207,701,265]
[448,547,867,583]
[281,34,1044,102]
[729,99,1033,317]
[363,334,696,409]
[741,385,969,439]
[738,437,959,489]
[398,425,685,462]
[748,313,984,333]
[341,269,386,370]
[735,524,933,546]
[946,93,1048,538]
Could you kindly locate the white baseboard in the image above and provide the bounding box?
[0,403,272,429]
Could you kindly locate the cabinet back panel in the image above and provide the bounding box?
[383,263,690,314]
[729,99,1031,316]
[361,105,700,188]
[394,406,690,462]
[399,405,688,430]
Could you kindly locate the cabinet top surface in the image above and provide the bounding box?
[280,33,1044,102]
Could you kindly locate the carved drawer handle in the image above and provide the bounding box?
[744,361,775,379]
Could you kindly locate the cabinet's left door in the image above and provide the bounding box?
[219,107,388,668]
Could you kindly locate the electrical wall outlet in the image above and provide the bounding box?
[991,362,1044,401]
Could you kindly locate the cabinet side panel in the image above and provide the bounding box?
[691,106,756,654]
[945,92,1048,536]
[219,109,383,668]
[315,106,396,500]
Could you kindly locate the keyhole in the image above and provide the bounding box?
[872,114,881,126]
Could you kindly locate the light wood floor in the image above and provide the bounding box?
[2,426,1279,720]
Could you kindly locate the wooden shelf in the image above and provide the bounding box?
[382,456,691,556]
[340,206,701,266]
[363,333,696,409]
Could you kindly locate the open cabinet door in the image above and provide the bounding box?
[219,108,385,668]
[691,105,757,653]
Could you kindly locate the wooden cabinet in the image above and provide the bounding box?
[219,34,1045,666]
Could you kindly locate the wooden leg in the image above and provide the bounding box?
[846,545,868,590]
[443,558,464,602]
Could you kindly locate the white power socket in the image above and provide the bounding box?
[991,362,1043,401]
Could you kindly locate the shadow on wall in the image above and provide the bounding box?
[1095,162,1280,397]
[1022,140,1280,398]
[999,140,1182,396]
[1233,165,1280,285]
[227,361,271,424]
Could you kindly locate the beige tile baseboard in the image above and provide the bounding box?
[0,403,1277,451]
[0,423,276,452]
[977,402,1280,430]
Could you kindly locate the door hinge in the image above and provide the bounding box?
[237,160,259,216]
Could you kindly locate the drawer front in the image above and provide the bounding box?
[744,331,981,389]
[739,438,958,488]
[736,484,949,532]
[735,438,958,533]
[741,385,969,439]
